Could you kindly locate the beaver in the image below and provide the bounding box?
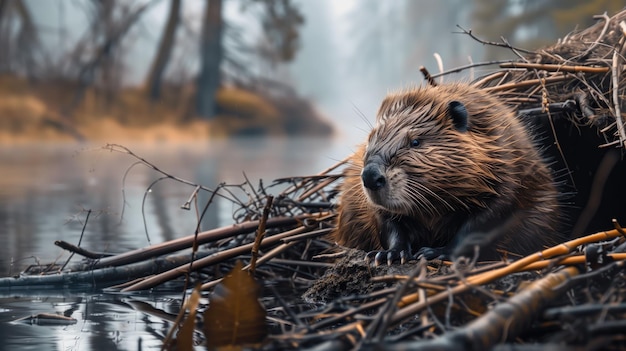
[332,83,561,265]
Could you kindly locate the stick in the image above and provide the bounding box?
[499,62,609,73]
[390,267,579,349]
[456,25,536,55]
[612,22,626,148]
[55,240,112,259]
[75,215,311,270]
[483,75,570,93]
[420,66,437,86]
[392,229,622,324]
[580,12,611,57]
[0,250,212,289]
[430,60,512,79]
[121,227,332,292]
[250,195,274,274]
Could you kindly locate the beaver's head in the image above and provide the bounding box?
[360,85,510,217]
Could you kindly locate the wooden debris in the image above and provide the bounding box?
[3,8,626,351]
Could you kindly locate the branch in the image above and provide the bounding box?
[121,227,331,292]
[80,215,309,270]
[500,62,610,73]
[612,21,626,148]
[0,251,211,290]
[430,60,513,79]
[455,25,536,55]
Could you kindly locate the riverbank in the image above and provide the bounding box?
[0,75,335,144]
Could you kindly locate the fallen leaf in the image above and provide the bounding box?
[203,261,267,349]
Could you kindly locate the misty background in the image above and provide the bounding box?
[2,0,623,144]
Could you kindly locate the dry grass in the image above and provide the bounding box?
[0,75,333,143]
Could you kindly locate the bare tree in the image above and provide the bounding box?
[196,0,224,119]
[145,0,180,101]
[255,0,304,65]
[65,1,152,117]
[0,0,10,72]
[2,0,43,78]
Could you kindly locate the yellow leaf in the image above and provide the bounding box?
[177,284,202,351]
[203,261,267,349]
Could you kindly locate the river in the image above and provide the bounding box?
[0,137,355,350]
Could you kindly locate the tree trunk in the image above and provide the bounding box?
[64,2,150,118]
[195,0,223,119]
[13,0,39,78]
[145,0,180,101]
[0,0,9,73]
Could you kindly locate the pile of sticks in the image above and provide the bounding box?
[473,10,626,149]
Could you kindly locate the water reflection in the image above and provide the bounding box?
[0,137,348,350]
[0,138,346,277]
[0,292,182,350]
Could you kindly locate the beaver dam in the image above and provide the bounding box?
[3,9,626,351]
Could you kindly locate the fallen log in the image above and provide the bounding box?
[0,250,212,290]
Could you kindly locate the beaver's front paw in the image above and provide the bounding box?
[365,249,410,266]
[415,246,450,260]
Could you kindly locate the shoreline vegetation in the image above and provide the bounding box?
[0,74,335,144]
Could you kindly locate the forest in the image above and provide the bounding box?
[0,0,623,142]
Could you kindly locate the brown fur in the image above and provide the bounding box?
[332,83,561,259]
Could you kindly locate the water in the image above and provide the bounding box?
[0,137,352,350]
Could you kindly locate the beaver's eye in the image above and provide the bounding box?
[410,138,420,147]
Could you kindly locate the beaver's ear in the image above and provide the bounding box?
[448,101,468,132]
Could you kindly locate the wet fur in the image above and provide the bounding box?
[332,83,561,260]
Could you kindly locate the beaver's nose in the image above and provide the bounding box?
[361,163,386,190]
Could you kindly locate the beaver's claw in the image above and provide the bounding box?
[415,246,450,260]
[365,249,410,266]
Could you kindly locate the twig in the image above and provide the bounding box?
[250,195,274,274]
[55,240,112,260]
[279,156,349,198]
[472,71,507,88]
[119,161,143,223]
[456,25,535,55]
[392,267,579,349]
[121,227,331,292]
[141,176,169,245]
[85,215,311,270]
[433,52,444,84]
[59,209,92,271]
[105,144,240,205]
[613,218,626,237]
[368,259,427,343]
[181,185,201,210]
[420,66,437,86]
[430,59,512,79]
[499,62,610,73]
[500,36,529,61]
[296,176,340,202]
[483,74,570,93]
[611,22,626,147]
[179,183,227,304]
[393,229,623,324]
[579,12,611,58]
[520,253,626,271]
